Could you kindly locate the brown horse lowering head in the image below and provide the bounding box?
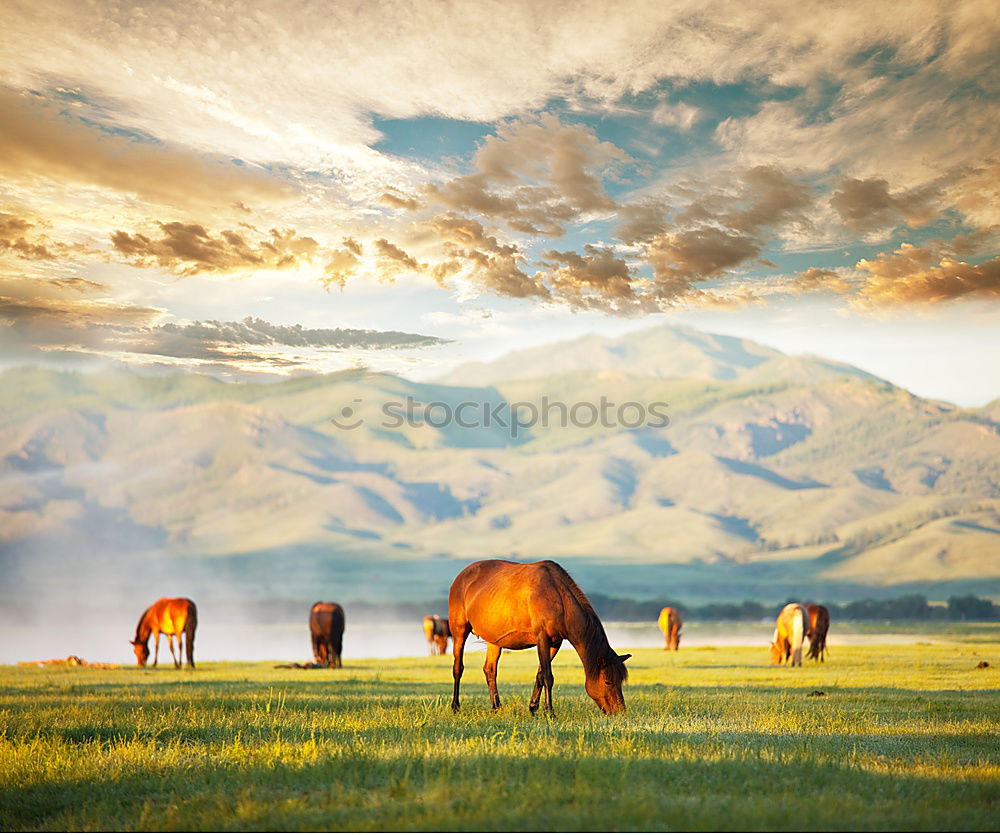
[131,639,149,667]
[585,651,631,714]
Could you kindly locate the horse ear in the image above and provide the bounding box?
[618,653,632,663]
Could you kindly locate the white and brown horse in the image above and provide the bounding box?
[770,602,807,666]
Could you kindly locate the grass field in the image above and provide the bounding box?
[2,638,999,831]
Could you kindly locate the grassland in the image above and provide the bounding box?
[2,638,999,831]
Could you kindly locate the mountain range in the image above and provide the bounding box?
[2,323,999,616]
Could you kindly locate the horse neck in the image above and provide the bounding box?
[561,585,613,677]
[134,609,154,643]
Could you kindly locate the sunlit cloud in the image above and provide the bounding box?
[0,0,996,379]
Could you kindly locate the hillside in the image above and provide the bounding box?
[2,324,999,613]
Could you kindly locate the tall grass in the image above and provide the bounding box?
[2,642,998,831]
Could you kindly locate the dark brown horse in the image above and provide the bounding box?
[423,615,450,655]
[310,602,345,668]
[658,606,682,650]
[448,559,630,715]
[805,604,830,661]
[131,598,197,668]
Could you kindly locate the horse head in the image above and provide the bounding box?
[130,639,149,667]
[769,640,785,665]
[586,652,631,714]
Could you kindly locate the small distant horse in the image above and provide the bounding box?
[658,606,682,650]
[805,604,830,662]
[131,598,197,668]
[448,559,630,715]
[310,602,345,668]
[770,602,808,666]
[423,615,450,655]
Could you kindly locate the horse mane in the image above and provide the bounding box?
[133,605,153,642]
[539,561,628,684]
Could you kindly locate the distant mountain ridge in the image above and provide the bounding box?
[440,324,883,388]
[2,324,998,612]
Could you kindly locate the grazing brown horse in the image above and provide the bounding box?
[770,602,807,666]
[423,615,450,655]
[658,606,682,650]
[448,559,630,715]
[310,602,345,668]
[805,604,830,662]
[131,598,197,668]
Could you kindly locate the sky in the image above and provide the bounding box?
[1,0,998,404]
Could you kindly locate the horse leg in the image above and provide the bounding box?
[152,630,160,667]
[534,635,556,715]
[450,621,471,713]
[483,643,503,711]
[168,634,179,668]
[311,635,323,666]
[529,642,561,714]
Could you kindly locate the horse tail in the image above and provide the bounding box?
[184,600,197,668]
[790,606,804,666]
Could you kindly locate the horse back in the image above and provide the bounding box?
[449,559,570,648]
[310,602,345,637]
[808,604,830,634]
[148,598,195,636]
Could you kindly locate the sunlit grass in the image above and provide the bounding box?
[2,642,998,831]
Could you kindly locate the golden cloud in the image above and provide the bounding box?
[856,243,1000,305]
[110,222,319,275]
[0,89,293,212]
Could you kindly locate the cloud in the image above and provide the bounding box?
[0,276,161,357]
[0,88,293,212]
[426,115,624,237]
[796,267,853,294]
[949,161,1000,230]
[0,275,449,369]
[422,213,548,299]
[539,246,642,312]
[134,317,451,359]
[374,238,423,278]
[1,1,996,328]
[830,177,940,232]
[616,201,668,245]
[646,226,763,298]
[322,239,363,289]
[0,211,64,260]
[110,222,319,275]
[6,0,988,174]
[855,242,1000,305]
[380,191,422,211]
[651,101,701,131]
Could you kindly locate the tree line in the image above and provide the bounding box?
[585,593,1000,622]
